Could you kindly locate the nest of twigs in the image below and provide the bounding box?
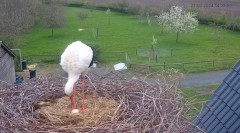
[0,70,202,133]
[36,93,119,127]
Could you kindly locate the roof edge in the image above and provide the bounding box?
[0,41,16,57]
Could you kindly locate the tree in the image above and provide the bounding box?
[40,0,65,36]
[156,12,168,33]
[0,0,34,47]
[151,35,157,51]
[106,8,111,24]
[78,10,88,27]
[210,23,225,53]
[116,0,128,13]
[150,35,157,58]
[157,6,198,43]
[84,1,96,12]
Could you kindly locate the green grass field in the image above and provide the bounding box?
[20,7,240,72]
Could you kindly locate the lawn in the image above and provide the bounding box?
[21,6,240,72]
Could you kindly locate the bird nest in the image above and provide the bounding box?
[36,93,119,127]
[0,71,203,133]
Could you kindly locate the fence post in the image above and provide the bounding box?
[136,48,138,56]
[163,62,166,70]
[56,54,59,61]
[96,28,99,39]
[170,49,173,56]
[156,55,157,63]
[212,60,215,68]
[125,52,128,63]
[182,63,185,71]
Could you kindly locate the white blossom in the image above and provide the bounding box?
[156,6,198,42]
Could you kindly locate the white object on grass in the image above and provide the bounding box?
[114,63,127,71]
[78,29,84,31]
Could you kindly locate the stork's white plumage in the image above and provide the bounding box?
[60,41,93,111]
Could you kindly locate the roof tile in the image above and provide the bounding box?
[194,61,240,132]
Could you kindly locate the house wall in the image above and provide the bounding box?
[0,47,15,86]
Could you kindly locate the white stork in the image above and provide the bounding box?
[60,41,93,111]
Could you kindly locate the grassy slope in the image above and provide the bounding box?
[21,7,240,70]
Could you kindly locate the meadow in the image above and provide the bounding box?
[21,6,240,72]
[70,0,240,26]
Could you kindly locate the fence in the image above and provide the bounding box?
[136,48,173,58]
[129,58,239,73]
[136,48,174,63]
[98,51,129,63]
[26,54,60,64]
[24,53,238,74]
[25,52,129,64]
[11,49,22,71]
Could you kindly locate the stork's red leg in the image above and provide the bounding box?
[81,79,85,111]
[69,83,77,110]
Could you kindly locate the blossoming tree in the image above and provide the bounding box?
[157,6,198,43]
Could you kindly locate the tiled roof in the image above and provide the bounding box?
[193,61,240,133]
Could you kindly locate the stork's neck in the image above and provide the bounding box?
[64,75,79,95]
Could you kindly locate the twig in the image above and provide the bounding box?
[0,71,202,133]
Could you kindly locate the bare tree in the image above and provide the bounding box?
[227,16,240,31]
[210,23,224,53]
[84,1,96,12]
[0,0,34,47]
[40,0,65,36]
[116,0,128,13]
[77,10,88,27]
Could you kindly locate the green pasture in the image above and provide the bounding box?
[21,7,240,72]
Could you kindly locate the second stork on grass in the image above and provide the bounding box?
[60,41,93,112]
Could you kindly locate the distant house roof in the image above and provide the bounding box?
[193,60,240,133]
[0,41,15,57]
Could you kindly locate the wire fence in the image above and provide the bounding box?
[25,52,129,65]
[136,48,174,63]
[26,54,61,64]
[23,53,239,74]
[98,51,129,63]
[136,48,173,56]
[129,58,239,73]
[10,49,23,71]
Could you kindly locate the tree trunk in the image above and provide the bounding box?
[176,32,179,43]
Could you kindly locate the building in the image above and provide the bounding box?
[0,41,16,86]
[193,60,240,133]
